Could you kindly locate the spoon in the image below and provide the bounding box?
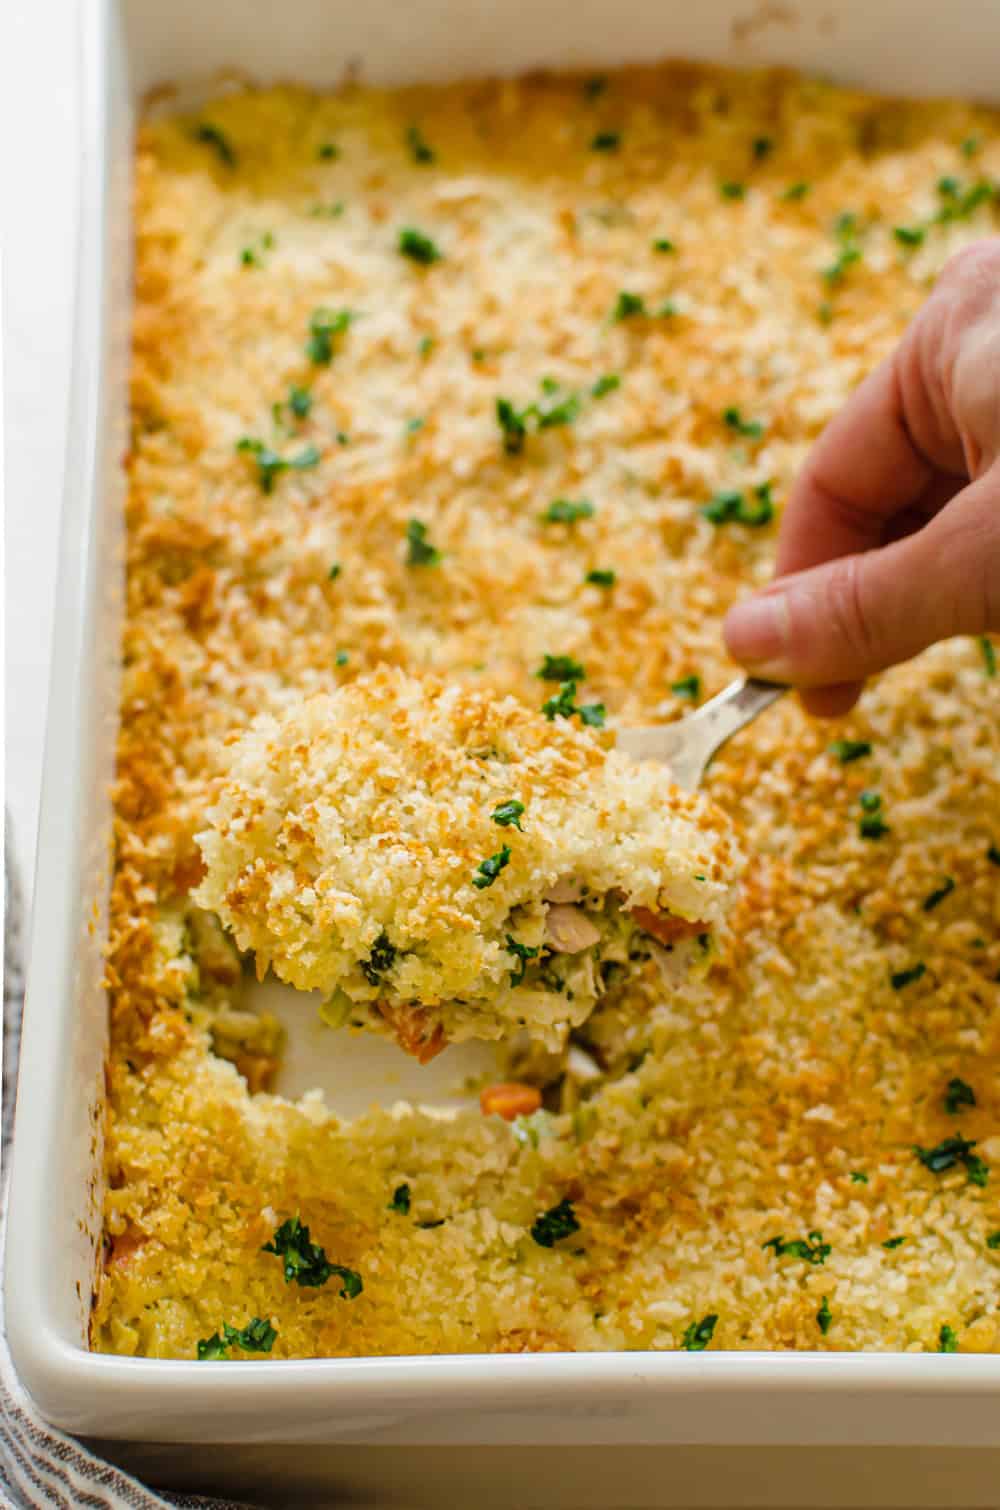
[615,676,786,791]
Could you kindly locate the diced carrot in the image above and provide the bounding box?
[479,1083,543,1121]
[630,906,706,946]
[377,1002,448,1064]
[234,1052,280,1095]
[107,1226,146,1269]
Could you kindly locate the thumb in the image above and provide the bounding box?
[723,473,1000,689]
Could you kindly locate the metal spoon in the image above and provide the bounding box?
[615,676,786,791]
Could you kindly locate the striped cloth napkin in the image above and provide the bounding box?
[1,829,252,1509]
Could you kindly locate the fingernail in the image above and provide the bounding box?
[723,592,791,675]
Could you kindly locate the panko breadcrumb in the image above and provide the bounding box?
[94,63,1000,1364]
[194,669,738,1056]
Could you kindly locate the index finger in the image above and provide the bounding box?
[776,347,937,577]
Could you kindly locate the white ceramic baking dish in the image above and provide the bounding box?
[7,0,1000,1500]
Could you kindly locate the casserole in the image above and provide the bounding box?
[6,0,1000,1501]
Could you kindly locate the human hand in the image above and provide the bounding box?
[723,238,1000,716]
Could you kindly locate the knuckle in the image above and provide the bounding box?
[822,556,880,668]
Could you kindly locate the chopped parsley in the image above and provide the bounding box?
[944,1077,976,1115]
[914,1134,988,1186]
[472,846,512,890]
[398,227,442,264]
[405,518,442,567]
[309,200,346,218]
[388,1183,411,1214]
[306,306,354,364]
[720,181,745,200]
[923,877,955,911]
[262,1216,363,1296]
[979,636,997,676]
[505,935,540,986]
[652,237,676,253]
[591,373,620,398]
[196,1317,277,1360]
[752,136,773,160]
[702,484,774,528]
[235,438,320,493]
[194,122,236,167]
[362,931,397,985]
[987,1231,1000,1250]
[893,225,925,247]
[335,649,349,666]
[723,407,764,439]
[418,335,435,358]
[762,1230,831,1266]
[816,1296,833,1335]
[406,124,435,164]
[497,397,529,454]
[497,383,582,453]
[328,563,342,581]
[938,1324,959,1353]
[680,1314,718,1351]
[782,181,811,201]
[882,1236,907,1250]
[591,131,620,152]
[935,176,996,222]
[613,290,647,321]
[829,738,872,763]
[961,136,981,157]
[541,497,595,525]
[288,385,312,419]
[671,675,701,700]
[988,842,1000,867]
[530,1198,580,1247]
[850,1171,869,1184]
[541,680,605,728]
[537,654,586,682]
[858,790,889,840]
[317,141,340,160]
[890,962,926,990]
[585,568,616,587]
[491,800,525,830]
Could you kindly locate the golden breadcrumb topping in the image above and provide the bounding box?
[95,63,999,1363]
[194,669,737,1054]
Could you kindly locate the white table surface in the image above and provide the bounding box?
[3,1,78,908]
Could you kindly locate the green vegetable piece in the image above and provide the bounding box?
[505,934,540,986]
[542,498,594,525]
[681,1314,718,1351]
[362,931,397,985]
[306,306,354,364]
[236,438,321,493]
[944,1077,976,1115]
[491,800,525,830]
[398,227,442,264]
[196,1332,229,1360]
[762,1230,831,1266]
[671,675,701,700]
[882,1236,907,1250]
[194,123,236,167]
[980,636,997,676]
[986,1231,1000,1249]
[531,1198,580,1247]
[406,124,435,164]
[722,407,764,438]
[472,846,512,890]
[988,843,1000,867]
[405,519,442,567]
[829,739,871,763]
[585,568,616,587]
[328,563,342,581]
[914,1134,988,1186]
[591,373,620,397]
[289,385,312,419]
[890,963,926,990]
[816,1296,833,1335]
[537,654,586,682]
[613,290,647,321]
[850,1171,869,1184]
[720,182,745,200]
[591,131,620,152]
[923,877,955,911]
[938,1324,959,1353]
[782,182,811,201]
[652,237,675,253]
[262,1216,363,1296]
[893,225,925,247]
[317,142,340,160]
[388,1184,411,1214]
[752,136,773,160]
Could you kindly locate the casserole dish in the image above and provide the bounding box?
[6,0,1000,1501]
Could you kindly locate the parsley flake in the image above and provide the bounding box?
[472,846,512,890]
[613,290,647,321]
[720,181,745,200]
[671,675,701,700]
[531,1198,580,1247]
[980,636,997,676]
[938,1324,959,1353]
[987,1231,1000,1250]
[702,484,774,528]
[537,654,586,682]
[681,1314,718,1351]
[591,131,620,152]
[197,1316,276,1360]
[406,124,435,164]
[317,141,340,160]
[542,497,594,525]
[944,1077,976,1115]
[288,385,312,419]
[723,407,764,439]
[262,1216,363,1296]
[988,843,1000,867]
[492,800,525,830]
[194,122,236,167]
[914,1134,988,1186]
[585,568,616,587]
[816,1296,833,1335]
[850,1171,869,1184]
[829,739,872,763]
[923,877,955,912]
[236,438,320,493]
[306,306,354,364]
[652,237,675,253]
[762,1230,831,1266]
[541,680,605,728]
[782,181,811,201]
[882,1236,907,1250]
[752,136,773,160]
[388,1184,411,1214]
[328,563,342,581]
[591,373,620,398]
[505,935,540,986]
[893,225,925,247]
[398,227,442,264]
[890,962,926,990]
[405,519,442,567]
[362,931,397,985]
